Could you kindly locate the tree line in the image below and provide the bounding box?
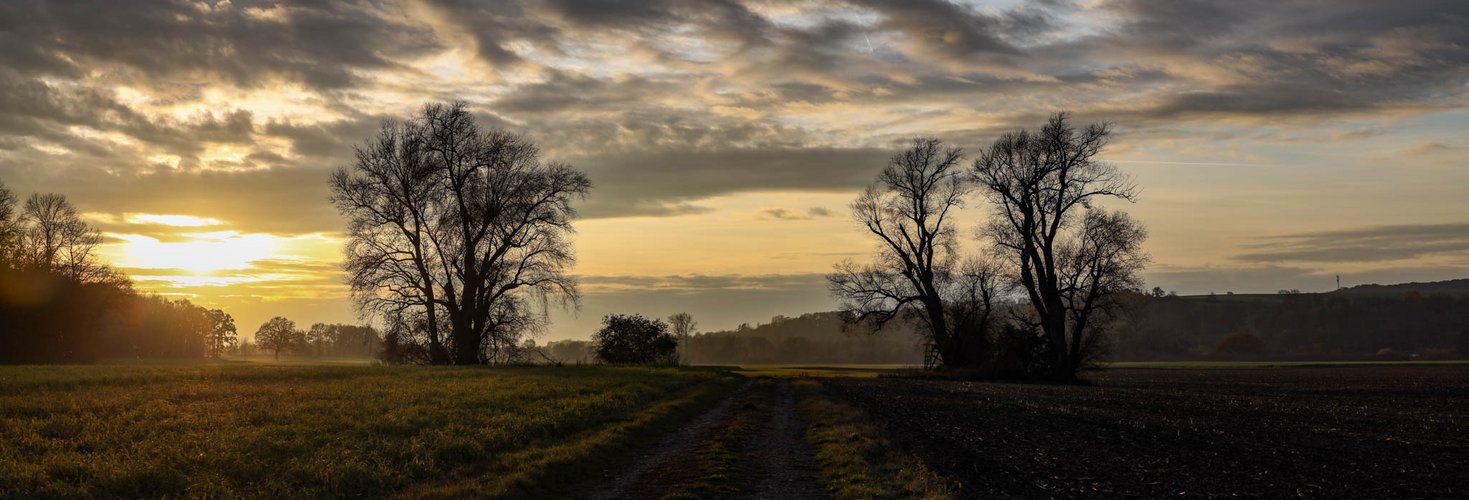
[243,318,383,360]
[0,182,238,363]
[1111,289,1469,360]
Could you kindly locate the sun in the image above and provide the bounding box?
[108,231,281,275]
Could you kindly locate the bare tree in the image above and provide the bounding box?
[16,193,116,284]
[330,102,591,365]
[667,312,697,365]
[827,138,999,367]
[973,112,1148,379]
[0,182,19,266]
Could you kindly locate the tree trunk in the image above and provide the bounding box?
[451,316,479,365]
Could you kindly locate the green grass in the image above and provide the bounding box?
[1104,359,1469,369]
[0,364,736,498]
[734,364,917,378]
[794,380,955,499]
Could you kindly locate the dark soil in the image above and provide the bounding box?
[823,365,1469,499]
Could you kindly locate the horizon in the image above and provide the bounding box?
[3,0,1467,340]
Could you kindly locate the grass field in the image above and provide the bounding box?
[0,364,736,498]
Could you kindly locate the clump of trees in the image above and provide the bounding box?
[829,113,1148,380]
[331,102,591,365]
[0,181,239,364]
[592,314,679,365]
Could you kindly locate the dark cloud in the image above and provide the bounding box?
[571,146,887,218]
[1237,223,1469,263]
[758,207,834,221]
[0,0,1466,235]
[0,0,436,90]
[0,164,339,235]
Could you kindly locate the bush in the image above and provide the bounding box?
[592,314,678,365]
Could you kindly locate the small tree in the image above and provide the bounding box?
[592,314,678,365]
[667,312,697,365]
[255,317,302,360]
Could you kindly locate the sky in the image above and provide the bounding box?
[1,0,1467,341]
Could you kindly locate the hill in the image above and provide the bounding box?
[1332,278,1469,297]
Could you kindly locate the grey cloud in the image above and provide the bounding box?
[0,0,436,91]
[570,146,887,219]
[759,208,812,221]
[1236,223,1469,263]
[758,207,834,221]
[0,163,340,235]
[548,273,835,337]
[1,0,1467,235]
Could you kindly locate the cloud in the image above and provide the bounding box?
[1236,223,1469,263]
[548,273,836,336]
[758,207,836,220]
[1408,141,1456,155]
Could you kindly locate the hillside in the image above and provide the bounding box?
[1333,278,1469,297]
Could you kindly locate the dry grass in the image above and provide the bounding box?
[793,379,956,499]
[0,364,736,498]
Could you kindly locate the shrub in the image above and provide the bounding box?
[592,314,678,365]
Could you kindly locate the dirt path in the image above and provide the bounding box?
[581,379,826,499]
[583,380,752,500]
[746,380,823,499]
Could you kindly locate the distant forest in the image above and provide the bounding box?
[544,280,1469,365]
[1112,281,1469,361]
[0,182,240,363]
[0,181,378,364]
[543,312,925,365]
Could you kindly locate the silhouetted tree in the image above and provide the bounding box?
[667,312,697,365]
[330,102,590,365]
[206,309,237,358]
[827,138,1000,367]
[592,314,678,365]
[255,317,302,360]
[18,193,117,284]
[974,112,1148,379]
